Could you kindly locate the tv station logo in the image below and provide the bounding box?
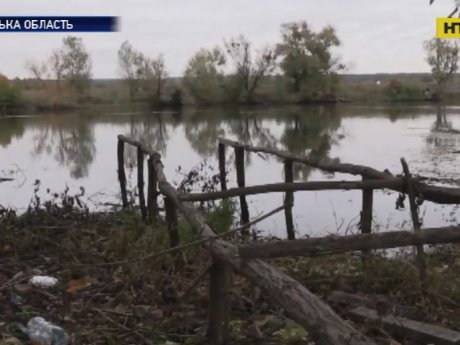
[437,17,460,38]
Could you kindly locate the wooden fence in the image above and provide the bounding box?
[116,134,460,345]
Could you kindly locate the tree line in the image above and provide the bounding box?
[9,18,460,109]
[23,20,344,105]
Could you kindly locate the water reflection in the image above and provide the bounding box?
[280,106,342,179]
[0,117,25,146]
[31,117,96,179]
[426,106,460,150]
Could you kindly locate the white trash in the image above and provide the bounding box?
[29,276,58,288]
[25,317,69,345]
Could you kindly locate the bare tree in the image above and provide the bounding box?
[224,35,277,102]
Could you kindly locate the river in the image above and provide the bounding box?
[1,104,460,238]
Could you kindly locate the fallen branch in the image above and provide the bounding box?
[238,226,460,259]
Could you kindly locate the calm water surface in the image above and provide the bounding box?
[1,104,460,238]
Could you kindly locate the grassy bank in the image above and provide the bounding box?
[4,73,460,115]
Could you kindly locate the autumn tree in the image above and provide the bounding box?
[224,35,277,102]
[424,38,459,99]
[184,47,226,103]
[276,21,343,96]
[118,40,143,101]
[25,36,92,94]
[139,54,168,99]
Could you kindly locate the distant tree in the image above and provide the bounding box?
[424,38,459,99]
[224,35,277,102]
[184,47,226,103]
[146,54,168,99]
[276,21,343,95]
[26,36,92,94]
[60,37,92,93]
[118,40,143,101]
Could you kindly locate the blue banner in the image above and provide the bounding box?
[0,16,119,32]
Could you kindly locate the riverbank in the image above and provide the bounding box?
[2,206,460,344]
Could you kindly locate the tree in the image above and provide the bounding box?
[224,35,277,102]
[144,54,168,99]
[184,47,226,103]
[276,22,343,96]
[118,40,143,101]
[25,36,92,94]
[424,38,459,99]
[60,37,92,93]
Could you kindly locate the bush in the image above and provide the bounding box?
[384,79,424,102]
[0,77,22,112]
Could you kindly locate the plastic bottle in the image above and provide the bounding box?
[25,317,70,345]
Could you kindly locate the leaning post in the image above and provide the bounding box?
[147,156,159,223]
[235,144,250,235]
[401,158,427,285]
[218,142,227,191]
[117,138,129,208]
[137,146,148,221]
[284,159,295,240]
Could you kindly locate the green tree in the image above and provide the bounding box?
[0,75,21,114]
[184,47,226,104]
[60,37,92,93]
[277,22,343,96]
[224,35,277,103]
[424,38,459,99]
[118,40,143,101]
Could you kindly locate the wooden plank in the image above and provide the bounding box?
[327,291,420,319]
[137,147,147,221]
[401,158,426,283]
[152,154,376,345]
[238,226,460,259]
[217,137,460,204]
[349,306,460,345]
[284,160,295,240]
[117,139,128,208]
[207,260,229,344]
[179,179,405,202]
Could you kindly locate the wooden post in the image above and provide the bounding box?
[361,176,373,235]
[401,158,426,284]
[164,196,180,248]
[218,143,227,191]
[147,156,159,223]
[137,147,147,221]
[207,260,229,344]
[235,146,249,234]
[117,138,128,208]
[284,160,295,240]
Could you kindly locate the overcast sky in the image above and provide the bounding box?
[0,0,455,78]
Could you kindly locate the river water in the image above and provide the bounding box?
[1,104,460,238]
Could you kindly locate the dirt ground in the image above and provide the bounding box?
[2,208,460,345]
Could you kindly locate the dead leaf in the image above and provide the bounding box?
[66,276,91,293]
[14,284,31,293]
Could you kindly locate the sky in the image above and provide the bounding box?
[0,0,456,78]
